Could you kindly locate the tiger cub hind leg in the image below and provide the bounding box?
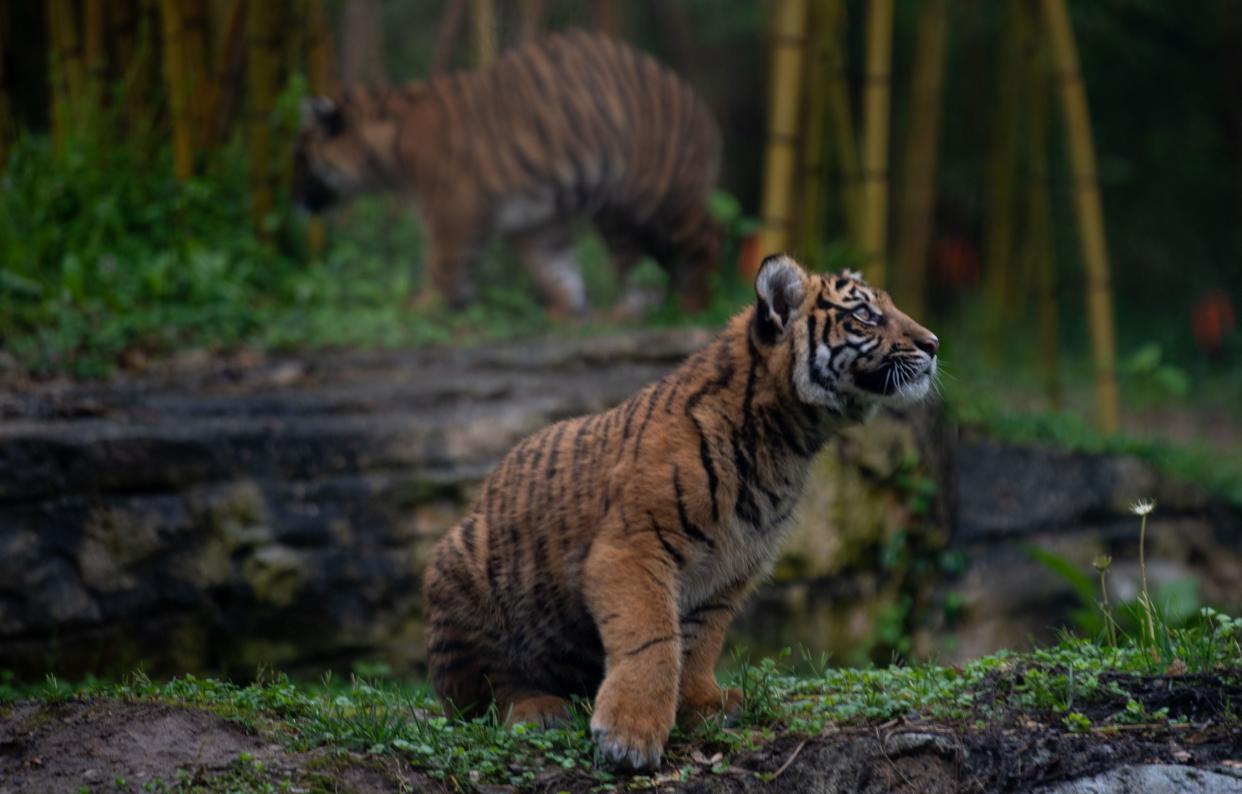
[499,691,574,728]
[421,518,498,718]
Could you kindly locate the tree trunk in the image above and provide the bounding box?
[247,0,283,233]
[1041,0,1120,433]
[471,0,497,67]
[859,0,893,287]
[341,0,384,86]
[755,0,808,273]
[893,0,950,321]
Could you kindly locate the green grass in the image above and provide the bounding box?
[7,615,1239,792]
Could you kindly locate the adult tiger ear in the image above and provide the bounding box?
[301,96,345,136]
[755,254,808,342]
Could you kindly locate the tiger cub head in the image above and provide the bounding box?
[292,94,405,213]
[754,254,939,417]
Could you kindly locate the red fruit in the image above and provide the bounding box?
[1191,290,1236,352]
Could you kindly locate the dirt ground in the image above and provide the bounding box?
[2,687,1240,794]
[0,700,449,793]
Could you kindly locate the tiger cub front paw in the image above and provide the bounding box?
[590,681,673,771]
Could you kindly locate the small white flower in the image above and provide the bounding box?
[1130,498,1156,516]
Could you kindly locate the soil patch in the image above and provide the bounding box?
[0,700,446,793]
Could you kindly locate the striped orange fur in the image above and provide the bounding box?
[292,30,722,318]
[422,255,939,770]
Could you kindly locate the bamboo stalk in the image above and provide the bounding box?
[115,0,162,144]
[47,0,86,150]
[519,0,544,43]
[1041,0,1120,433]
[431,0,466,74]
[181,0,211,150]
[306,0,337,94]
[596,0,618,36]
[823,0,860,247]
[108,0,138,85]
[203,0,245,148]
[341,0,384,86]
[306,0,338,258]
[471,0,497,67]
[247,0,283,233]
[983,0,1028,329]
[0,0,12,169]
[159,0,195,179]
[894,0,950,321]
[795,0,835,267]
[1025,9,1060,408]
[84,0,108,133]
[755,0,808,271]
[859,0,893,287]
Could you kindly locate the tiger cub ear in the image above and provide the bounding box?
[755,254,808,342]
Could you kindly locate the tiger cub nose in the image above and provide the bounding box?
[915,334,940,357]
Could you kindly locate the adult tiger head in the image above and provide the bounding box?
[754,254,939,417]
[292,93,420,213]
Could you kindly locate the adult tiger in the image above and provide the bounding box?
[292,30,722,318]
[422,255,940,770]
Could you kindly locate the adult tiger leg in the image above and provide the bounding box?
[510,224,588,319]
[650,201,722,315]
[583,530,681,770]
[596,214,664,320]
[417,208,489,310]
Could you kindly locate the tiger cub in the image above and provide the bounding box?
[422,255,939,769]
[292,30,722,319]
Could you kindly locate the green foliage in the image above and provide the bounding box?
[0,135,563,375]
[945,379,1242,507]
[0,132,770,377]
[1120,342,1191,401]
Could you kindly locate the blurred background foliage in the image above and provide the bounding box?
[0,0,1238,444]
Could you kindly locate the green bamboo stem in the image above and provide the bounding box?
[894,0,950,320]
[1041,0,1121,433]
[756,0,808,269]
[859,0,893,287]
